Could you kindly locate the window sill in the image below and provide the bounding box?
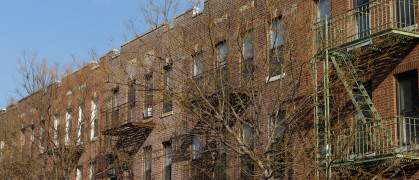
[161,111,173,118]
[265,73,285,83]
[90,136,98,142]
[347,40,371,51]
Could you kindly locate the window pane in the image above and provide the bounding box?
[243,124,254,147]
[318,0,330,19]
[192,136,202,159]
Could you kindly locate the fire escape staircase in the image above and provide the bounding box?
[314,1,419,176]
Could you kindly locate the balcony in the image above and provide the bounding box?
[315,0,419,51]
[328,116,419,165]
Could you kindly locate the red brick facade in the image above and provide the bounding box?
[1,0,419,179]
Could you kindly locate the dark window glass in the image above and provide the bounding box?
[163,67,173,113]
[396,70,419,145]
[396,0,415,28]
[216,41,228,88]
[144,146,152,180]
[112,88,119,122]
[354,0,370,38]
[128,83,136,122]
[193,53,203,77]
[242,32,254,81]
[163,141,172,180]
[270,113,285,142]
[145,74,153,114]
[269,18,284,77]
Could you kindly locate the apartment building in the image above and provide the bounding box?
[1,0,419,179]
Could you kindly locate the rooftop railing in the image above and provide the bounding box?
[327,116,419,163]
[315,0,418,50]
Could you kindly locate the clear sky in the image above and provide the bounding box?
[0,0,194,109]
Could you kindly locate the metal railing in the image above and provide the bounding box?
[101,102,139,130]
[315,0,418,49]
[328,116,419,162]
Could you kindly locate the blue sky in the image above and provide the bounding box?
[0,0,194,108]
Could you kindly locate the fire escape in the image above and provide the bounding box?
[314,0,419,178]
[99,101,155,179]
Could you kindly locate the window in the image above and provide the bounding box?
[91,98,98,140]
[112,88,119,122]
[54,114,60,147]
[242,31,254,81]
[112,88,119,109]
[144,74,153,118]
[163,66,173,113]
[242,124,254,147]
[241,124,254,179]
[77,166,83,180]
[216,41,228,88]
[269,18,284,77]
[65,109,72,145]
[192,136,202,160]
[215,140,226,180]
[317,0,330,20]
[191,136,206,180]
[90,162,97,180]
[317,0,330,43]
[395,0,415,28]
[353,0,370,39]
[163,141,172,180]
[270,113,285,142]
[77,104,85,145]
[40,119,45,153]
[143,146,152,180]
[396,70,419,144]
[21,128,25,149]
[193,53,203,77]
[128,83,136,122]
[30,125,34,157]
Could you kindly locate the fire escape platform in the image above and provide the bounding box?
[102,122,155,136]
[332,28,419,52]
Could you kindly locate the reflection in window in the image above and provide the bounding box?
[242,32,254,81]
[269,18,284,77]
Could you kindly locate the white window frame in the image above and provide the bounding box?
[91,99,99,141]
[90,162,97,180]
[65,110,72,145]
[54,114,59,147]
[77,105,84,146]
[76,166,83,180]
[193,53,203,77]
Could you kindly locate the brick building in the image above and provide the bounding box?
[1,0,419,179]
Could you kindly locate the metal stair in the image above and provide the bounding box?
[330,52,392,147]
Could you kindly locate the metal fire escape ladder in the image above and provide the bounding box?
[330,51,393,147]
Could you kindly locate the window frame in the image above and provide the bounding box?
[77,103,85,146]
[215,41,228,88]
[163,66,173,113]
[163,141,172,180]
[144,73,153,119]
[241,31,255,81]
[143,146,152,180]
[192,52,203,77]
[268,17,285,81]
[65,109,72,146]
[91,98,99,141]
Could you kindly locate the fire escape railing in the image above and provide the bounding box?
[315,0,419,51]
[102,101,139,131]
[330,116,419,162]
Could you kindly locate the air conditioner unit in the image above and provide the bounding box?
[143,108,153,118]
